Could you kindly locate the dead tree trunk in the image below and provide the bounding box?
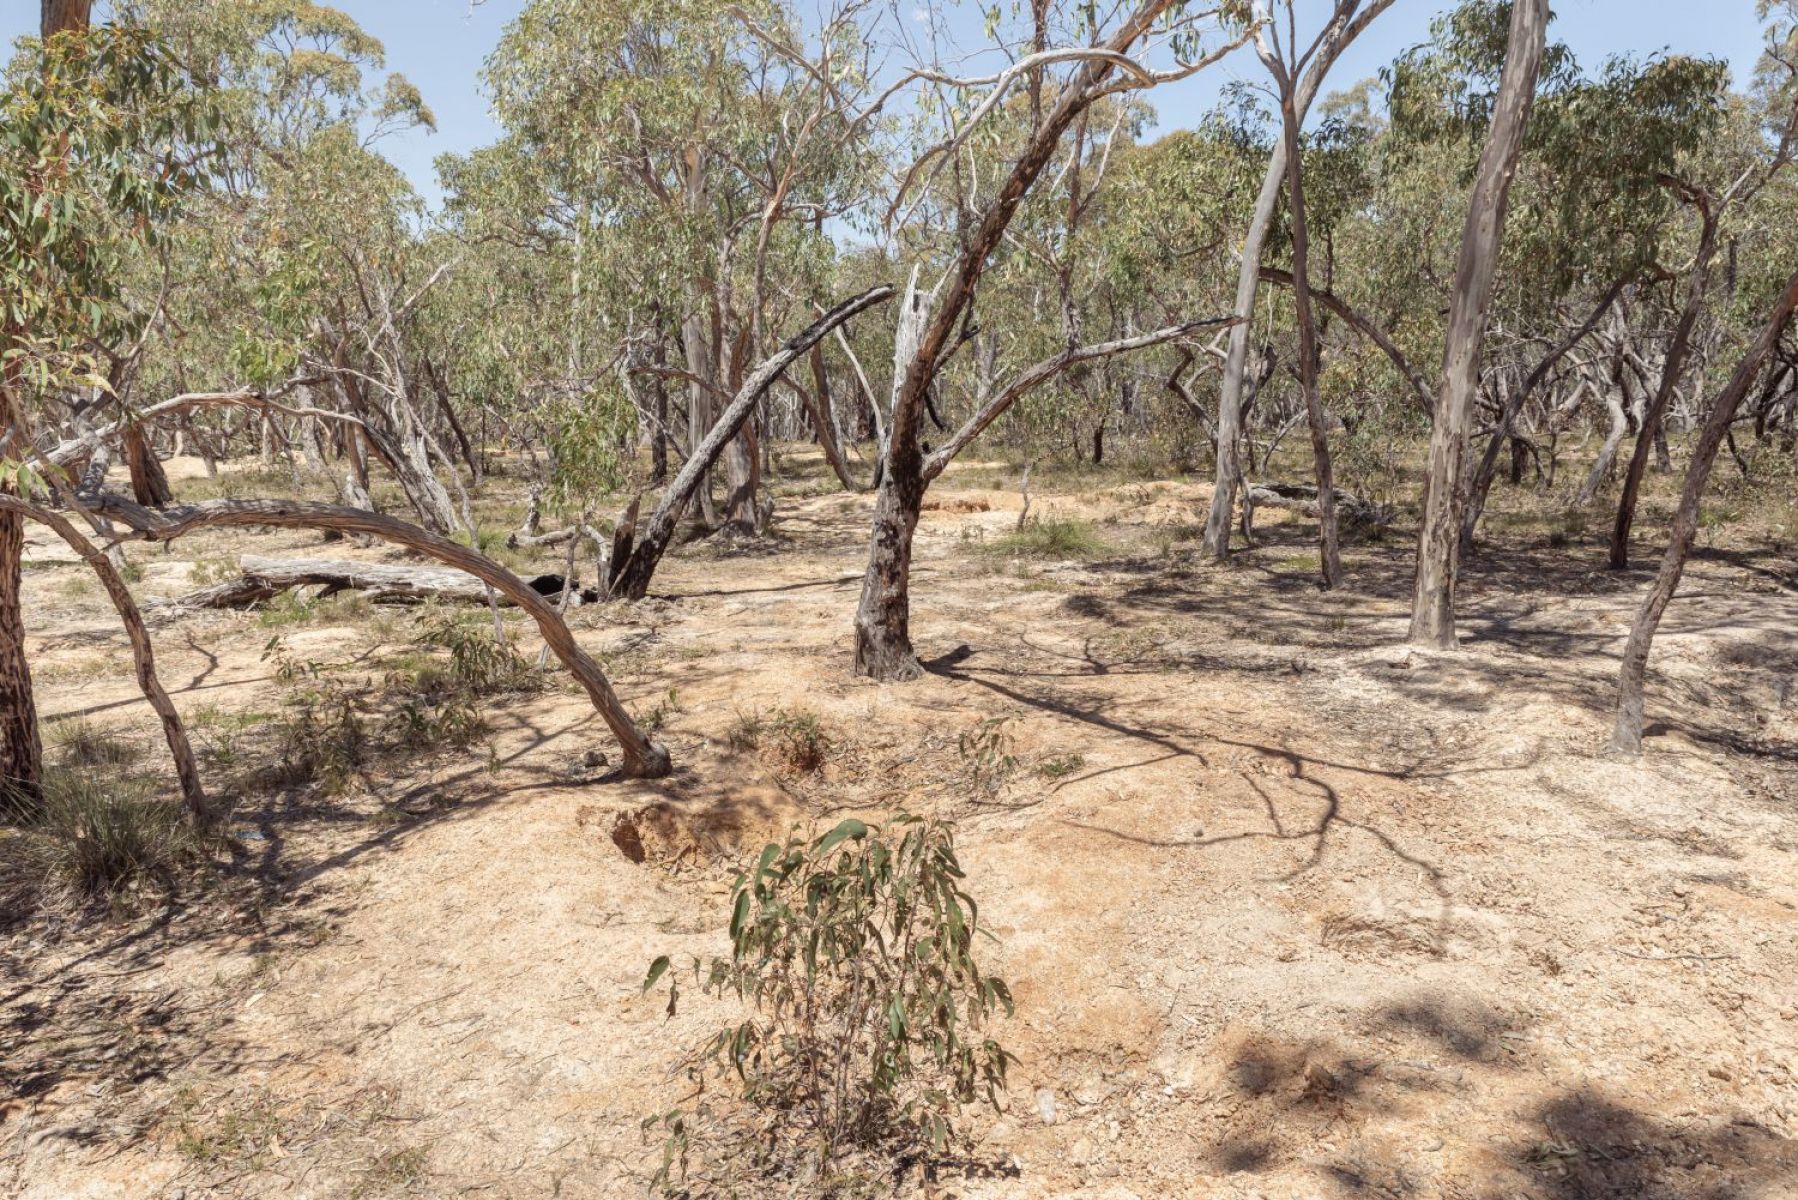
[95,496,673,778]
[1612,265,1798,752]
[0,495,207,821]
[610,286,896,600]
[1610,188,1719,569]
[1408,0,1547,649]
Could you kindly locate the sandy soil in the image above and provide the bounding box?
[4,462,1797,1199]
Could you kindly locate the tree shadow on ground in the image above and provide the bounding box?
[1198,994,1795,1198]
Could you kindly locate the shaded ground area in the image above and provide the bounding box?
[4,461,1796,1198]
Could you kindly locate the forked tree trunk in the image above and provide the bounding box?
[95,495,674,778]
[1610,192,1719,569]
[1205,0,1398,559]
[610,286,896,601]
[0,495,207,820]
[1408,0,1547,648]
[1612,265,1798,752]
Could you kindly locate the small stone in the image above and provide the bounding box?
[986,1120,1015,1144]
[1035,1088,1058,1126]
[1069,1136,1095,1165]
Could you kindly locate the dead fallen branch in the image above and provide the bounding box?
[166,556,601,610]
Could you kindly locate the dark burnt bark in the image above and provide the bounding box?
[852,460,926,680]
[125,425,174,506]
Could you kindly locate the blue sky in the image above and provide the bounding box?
[2,1,1777,209]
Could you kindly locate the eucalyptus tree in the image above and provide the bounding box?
[1,12,217,800]
[851,0,1253,680]
[1407,0,1547,649]
[1200,0,1396,561]
[1607,20,1798,567]
[484,0,878,535]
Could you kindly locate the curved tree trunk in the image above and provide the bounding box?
[95,496,673,778]
[0,495,207,821]
[1408,0,1548,649]
[1612,265,1798,752]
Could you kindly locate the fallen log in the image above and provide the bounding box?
[1245,482,1391,529]
[168,556,599,609]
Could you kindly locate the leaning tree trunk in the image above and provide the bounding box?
[609,286,896,601]
[95,496,673,778]
[0,495,206,820]
[1408,0,1547,649]
[1612,264,1798,752]
[1610,194,1718,569]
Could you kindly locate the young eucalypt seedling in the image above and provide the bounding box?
[642,815,1016,1194]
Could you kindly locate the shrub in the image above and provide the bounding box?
[644,816,1015,1193]
[50,718,141,771]
[1,769,203,915]
[418,612,538,695]
[984,517,1107,559]
[768,707,829,774]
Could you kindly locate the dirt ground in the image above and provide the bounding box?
[4,452,1797,1199]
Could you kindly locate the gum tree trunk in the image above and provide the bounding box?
[1612,265,1798,752]
[1273,66,1339,587]
[0,376,42,806]
[1408,0,1548,648]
